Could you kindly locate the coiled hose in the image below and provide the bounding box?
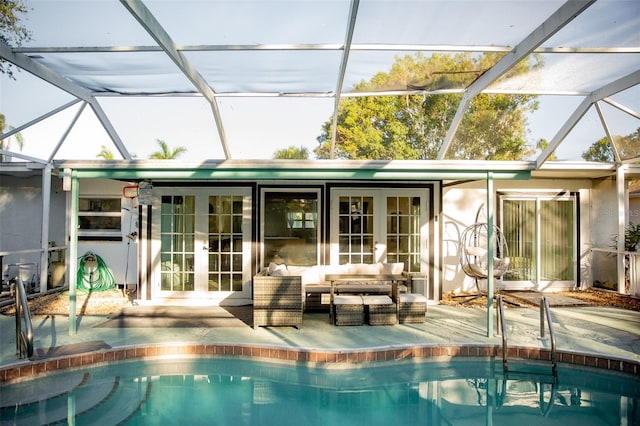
[77,252,115,292]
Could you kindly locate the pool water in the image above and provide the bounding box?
[1,358,638,425]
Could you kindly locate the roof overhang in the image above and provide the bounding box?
[53,159,534,181]
[533,162,640,179]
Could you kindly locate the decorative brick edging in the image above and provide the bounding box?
[1,343,638,383]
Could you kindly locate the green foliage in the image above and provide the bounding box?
[97,145,114,160]
[613,127,640,161]
[0,0,31,78]
[315,52,540,160]
[536,138,556,161]
[612,223,640,252]
[582,128,640,162]
[582,137,614,162]
[0,113,24,160]
[273,145,309,159]
[149,139,187,159]
[625,224,640,252]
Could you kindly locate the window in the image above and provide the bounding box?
[262,191,319,266]
[501,193,576,285]
[78,197,122,241]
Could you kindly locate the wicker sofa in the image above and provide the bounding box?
[255,262,410,313]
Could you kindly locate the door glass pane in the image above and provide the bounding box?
[540,199,574,281]
[338,196,374,264]
[263,192,318,266]
[503,200,536,281]
[503,198,575,283]
[208,195,244,292]
[386,196,421,273]
[159,195,196,292]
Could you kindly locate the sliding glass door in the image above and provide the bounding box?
[501,194,576,288]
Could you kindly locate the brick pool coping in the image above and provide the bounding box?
[2,343,638,383]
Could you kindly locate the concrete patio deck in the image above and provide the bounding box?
[2,304,639,382]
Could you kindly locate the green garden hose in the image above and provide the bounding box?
[77,252,115,292]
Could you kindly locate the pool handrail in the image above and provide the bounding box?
[497,294,557,377]
[540,296,557,375]
[496,295,508,372]
[14,276,34,359]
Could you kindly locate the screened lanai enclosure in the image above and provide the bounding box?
[1,1,639,334]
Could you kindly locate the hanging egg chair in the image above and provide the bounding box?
[459,223,510,280]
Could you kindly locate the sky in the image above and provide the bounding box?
[1,70,335,161]
[1,0,638,163]
[3,68,637,163]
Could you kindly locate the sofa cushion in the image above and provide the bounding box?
[381,262,404,274]
[348,263,382,275]
[399,293,427,303]
[362,295,393,305]
[268,262,290,276]
[333,295,363,305]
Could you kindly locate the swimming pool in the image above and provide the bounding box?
[1,357,638,425]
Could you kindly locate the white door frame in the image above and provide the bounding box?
[151,187,252,304]
[329,188,430,276]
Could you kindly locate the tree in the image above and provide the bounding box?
[613,127,640,161]
[582,128,640,163]
[1,0,31,79]
[97,145,114,160]
[0,113,24,161]
[536,138,556,161]
[582,137,614,162]
[273,146,309,159]
[149,139,187,159]
[315,52,540,160]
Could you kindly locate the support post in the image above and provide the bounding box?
[68,171,79,335]
[486,172,495,337]
[616,166,626,294]
[40,164,52,293]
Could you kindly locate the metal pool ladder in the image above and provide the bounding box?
[497,294,557,377]
[14,276,34,359]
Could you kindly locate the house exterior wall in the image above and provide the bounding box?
[77,179,138,287]
[4,170,632,300]
[441,178,595,294]
[0,174,66,285]
[590,178,619,288]
[630,191,640,225]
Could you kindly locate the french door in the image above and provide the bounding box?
[500,194,576,289]
[330,189,429,274]
[152,188,252,301]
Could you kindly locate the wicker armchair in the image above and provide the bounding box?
[253,271,303,329]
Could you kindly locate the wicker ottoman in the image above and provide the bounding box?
[333,295,364,326]
[398,293,427,324]
[363,295,397,326]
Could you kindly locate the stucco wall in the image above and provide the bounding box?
[590,178,619,288]
[441,184,486,294]
[441,178,594,294]
[0,174,66,283]
[630,192,640,225]
[77,179,138,286]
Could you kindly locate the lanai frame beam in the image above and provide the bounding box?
[437,0,595,161]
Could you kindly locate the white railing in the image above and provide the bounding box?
[629,252,639,296]
[590,248,639,296]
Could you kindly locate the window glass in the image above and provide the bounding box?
[264,192,318,266]
[502,195,575,283]
[78,197,122,241]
